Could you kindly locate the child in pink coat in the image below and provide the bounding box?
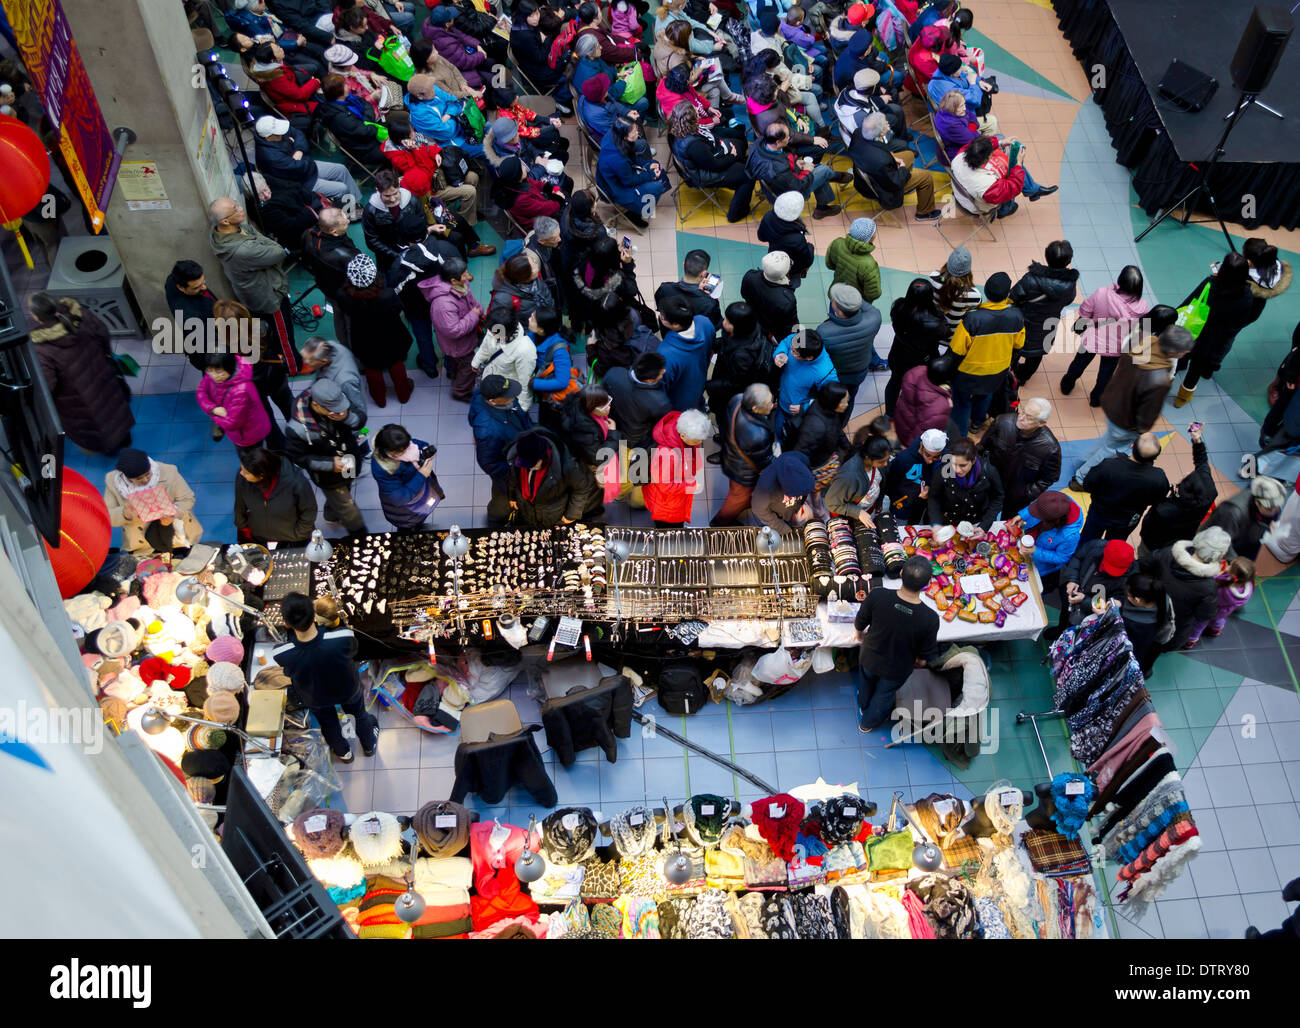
[197,354,280,451]
[1185,557,1255,646]
[1060,265,1150,407]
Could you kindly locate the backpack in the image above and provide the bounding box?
[549,20,579,70]
[657,661,709,715]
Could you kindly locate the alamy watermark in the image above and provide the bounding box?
[0,701,103,755]
[151,310,262,363]
[889,702,1001,754]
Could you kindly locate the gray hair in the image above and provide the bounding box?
[676,409,712,446]
[1157,324,1195,357]
[742,382,773,411]
[208,197,236,226]
[1021,397,1051,422]
[863,112,889,138]
[1192,526,1231,562]
[532,216,560,240]
[301,336,335,365]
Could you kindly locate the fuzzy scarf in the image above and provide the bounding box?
[750,793,805,861]
[413,799,471,857]
[609,805,657,858]
[349,811,404,867]
[1049,772,1096,838]
[541,807,598,864]
[682,794,731,848]
[1170,539,1226,578]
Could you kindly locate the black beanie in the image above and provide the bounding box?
[115,448,150,478]
[985,272,1012,302]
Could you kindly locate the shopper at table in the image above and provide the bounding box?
[469,375,533,528]
[505,429,601,528]
[274,592,379,764]
[644,409,710,528]
[104,448,204,555]
[855,555,942,734]
[752,451,816,536]
[1138,423,1215,555]
[1005,489,1081,579]
[1120,572,1173,678]
[826,434,892,526]
[371,424,446,530]
[301,337,368,427]
[979,397,1061,518]
[772,329,839,440]
[926,437,1003,529]
[711,383,778,527]
[1048,538,1135,640]
[285,379,369,535]
[884,428,947,524]
[233,446,318,547]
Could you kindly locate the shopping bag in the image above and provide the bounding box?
[618,60,646,104]
[1175,281,1212,339]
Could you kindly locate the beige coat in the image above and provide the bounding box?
[104,461,204,554]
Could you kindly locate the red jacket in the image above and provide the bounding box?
[643,411,703,523]
[507,180,563,231]
[260,66,320,115]
[893,364,953,447]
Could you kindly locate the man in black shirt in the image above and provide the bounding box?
[855,556,942,733]
[653,250,723,330]
[1080,431,1168,543]
[272,592,378,762]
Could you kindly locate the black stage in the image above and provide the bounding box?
[1054,0,1300,229]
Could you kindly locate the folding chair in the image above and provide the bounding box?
[936,175,1000,248]
[507,42,560,117]
[668,150,728,222]
[842,166,904,228]
[902,55,935,134]
[316,123,381,190]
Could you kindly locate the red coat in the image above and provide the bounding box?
[893,364,953,447]
[259,66,320,115]
[643,411,703,524]
[507,180,563,231]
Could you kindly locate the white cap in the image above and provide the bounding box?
[920,429,948,453]
[255,115,291,138]
[546,159,564,175]
[761,251,792,284]
[773,191,804,221]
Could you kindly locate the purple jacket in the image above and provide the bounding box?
[420,275,485,358]
[933,108,979,162]
[424,24,488,88]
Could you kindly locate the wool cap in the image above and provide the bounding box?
[853,67,880,92]
[97,619,142,659]
[984,272,1012,302]
[203,691,241,724]
[115,448,150,478]
[582,73,610,104]
[1250,475,1287,508]
[920,429,948,453]
[937,53,962,76]
[292,808,348,859]
[946,246,972,277]
[489,117,519,144]
[773,190,804,221]
[309,379,349,413]
[185,723,227,751]
[847,3,874,26]
[1027,489,1070,523]
[206,660,247,695]
[771,451,814,496]
[185,776,216,804]
[180,749,231,782]
[347,252,377,288]
[324,44,357,66]
[829,282,863,313]
[497,155,525,183]
[138,656,192,691]
[849,216,877,242]
[413,799,471,857]
[204,634,244,665]
[1099,540,1135,577]
[761,251,791,284]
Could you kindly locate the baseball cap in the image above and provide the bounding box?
[255,116,291,138]
[920,429,948,454]
[1099,540,1135,577]
[480,375,522,401]
[309,379,349,413]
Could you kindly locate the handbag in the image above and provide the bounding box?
[865,796,914,872]
[369,35,414,82]
[460,99,486,142]
[617,60,647,104]
[1176,281,1212,339]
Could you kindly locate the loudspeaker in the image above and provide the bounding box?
[1158,59,1218,112]
[1230,4,1293,94]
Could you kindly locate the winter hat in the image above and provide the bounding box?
[609,806,657,858]
[349,811,404,867]
[1250,475,1287,510]
[185,723,227,751]
[306,852,365,890]
[180,748,231,782]
[138,656,192,691]
[96,619,143,659]
[1027,490,1070,524]
[581,73,610,104]
[115,448,151,478]
[920,429,948,453]
[497,155,525,184]
[773,190,804,222]
[946,247,972,277]
[206,660,247,695]
[1192,526,1231,562]
[346,253,377,288]
[984,272,1012,302]
[758,8,779,35]
[771,451,815,496]
[106,593,142,622]
[848,216,877,243]
[204,634,244,665]
[203,691,241,724]
[430,5,457,24]
[399,167,432,196]
[142,571,181,609]
[489,117,519,144]
[65,592,111,632]
[829,282,863,314]
[309,379,350,413]
[682,794,730,847]
[761,251,792,284]
[323,43,357,66]
[937,53,962,76]
[542,807,599,863]
[1099,540,1135,576]
[99,697,128,730]
[413,799,471,857]
[853,67,881,92]
[515,431,550,467]
[185,776,216,804]
[292,808,348,859]
[749,793,805,861]
[847,3,874,26]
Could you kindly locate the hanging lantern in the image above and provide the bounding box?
[0,114,53,269]
[42,467,112,598]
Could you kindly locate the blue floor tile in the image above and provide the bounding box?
[861,746,911,791]
[551,761,600,806]
[685,755,738,798]
[599,754,649,804]
[131,394,177,424]
[818,747,867,789]
[728,711,774,754]
[813,707,861,750]
[735,753,781,799]
[770,710,819,751]
[642,755,688,799]
[774,749,822,791]
[683,715,735,755]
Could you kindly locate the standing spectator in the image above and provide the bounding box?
[163,260,218,372]
[274,592,378,763]
[1139,527,1230,653]
[827,434,892,525]
[523,218,564,317]
[604,351,672,452]
[1203,477,1286,561]
[893,356,954,449]
[791,382,852,503]
[752,451,817,535]
[300,337,368,427]
[528,308,577,430]
[928,247,981,343]
[472,310,538,411]
[711,384,777,526]
[1079,433,1169,543]
[362,168,433,275]
[758,192,815,283]
[1121,573,1174,678]
[1059,265,1149,407]
[1070,316,1191,486]
[422,256,485,402]
[1005,490,1082,579]
[979,398,1061,517]
[825,217,882,305]
[252,115,360,205]
[371,424,445,530]
[104,448,203,555]
[1184,558,1255,648]
[656,295,716,412]
[884,429,948,525]
[1242,237,1293,324]
[643,409,710,528]
[854,555,942,733]
[949,135,1027,220]
[505,429,601,528]
[1139,423,1216,554]
[196,353,283,453]
[1008,240,1078,385]
[559,385,622,507]
[27,293,133,456]
[946,272,1024,435]
[300,207,361,351]
[285,380,369,535]
[772,329,839,439]
[1173,252,1260,407]
[1050,538,1135,639]
[741,252,800,343]
[469,376,533,527]
[705,302,773,417]
[571,235,640,337]
[654,248,723,328]
[926,437,1003,529]
[489,250,556,324]
[336,254,414,407]
[211,299,295,430]
[234,446,317,547]
[886,278,948,417]
[818,283,884,409]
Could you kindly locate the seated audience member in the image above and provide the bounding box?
[950,134,1042,220]
[315,73,389,167]
[422,5,491,92]
[597,117,671,228]
[510,0,574,113]
[746,122,848,221]
[253,114,361,205]
[323,42,404,115]
[245,41,320,135]
[927,53,995,131]
[405,73,484,156]
[491,156,566,232]
[848,113,939,221]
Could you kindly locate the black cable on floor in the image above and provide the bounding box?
[631,708,778,794]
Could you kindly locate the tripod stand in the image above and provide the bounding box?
[1134,89,1282,248]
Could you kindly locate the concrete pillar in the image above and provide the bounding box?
[62,0,240,325]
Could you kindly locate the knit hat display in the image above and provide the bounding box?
[1027,490,1070,523]
[682,794,730,848]
[64,592,111,632]
[115,448,150,478]
[180,749,231,782]
[205,661,247,695]
[185,776,216,804]
[185,724,227,751]
[750,793,806,861]
[848,216,877,243]
[99,697,128,730]
[96,620,143,659]
[138,656,192,691]
[984,272,1012,302]
[203,691,240,724]
[307,852,365,890]
[937,53,962,75]
[946,247,972,277]
[829,282,863,313]
[413,799,471,857]
[489,117,519,144]
[253,665,291,690]
[346,253,377,288]
[1099,540,1135,577]
[773,190,804,221]
[542,807,599,863]
[761,251,791,284]
[609,806,657,858]
[349,811,404,867]
[203,634,244,665]
[920,429,948,453]
[853,67,881,92]
[292,808,348,859]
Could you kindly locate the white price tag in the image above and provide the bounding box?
[304,814,327,833]
[1065,780,1086,796]
[1000,790,1020,807]
[434,814,458,829]
[629,814,645,826]
[700,804,716,816]
[356,818,381,836]
[768,803,786,818]
[562,812,579,831]
[843,807,857,818]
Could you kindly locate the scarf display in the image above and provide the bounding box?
[681,794,731,848]
[1049,772,1096,838]
[541,807,599,863]
[817,795,868,845]
[750,793,805,861]
[908,872,979,939]
[789,891,838,939]
[580,857,621,900]
[292,808,347,859]
[413,800,471,857]
[609,805,657,858]
[684,888,734,939]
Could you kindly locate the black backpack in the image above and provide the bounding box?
[657,662,709,716]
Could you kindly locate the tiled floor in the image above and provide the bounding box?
[33,0,1300,938]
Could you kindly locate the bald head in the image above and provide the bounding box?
[209,197,237,226]
[318,207,349,234]
[1134,432,1160,462]
[407,73,435,101]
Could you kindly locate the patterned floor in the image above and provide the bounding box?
[29,0,1300,938]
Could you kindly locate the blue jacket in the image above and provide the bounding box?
[532,333,573,401]
[578,94,635,141]
[573,56,616,97]
[254,128,315,185]
[469,393,533,489]
[597,141,659,211]
[927,69,982,111]
[773,334,839,432]
[372,438,441,529]
[406,88,465,146]
[1017,502,1083,576]
[833,29,883,88]
[657,315,716,412]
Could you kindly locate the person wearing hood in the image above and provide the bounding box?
[947,272,1024,435]
[817,283,885,409]
[741,252,801,343]
[337,253,414,407]
[773,328,840,439]
[470,376,533,525]
[1071,316,1193,486]
[1060,265,1150,407]
[285,380,369,535]
[421,256,485,403]
[196,353,283,453]
[1242,237,1293,324]
[1008,240,1078,385]
[1080,432,1169,543]
[234,446,317,547]
[1140,423,1215,554]
[104,448,204,555]
[27,293,133,455]
[423,5,490,91]
[826,217,882,305]
[752,451,817,535]
[1050,538,1136,639]
[1203,476,1287,561]
[506,429,602,527]
[1006,490,1081,578]
[979,398,1061,517]
[1173,251,1262,408]
[906,22,957,93]
[826,433,892,525]
[469,306,535,409]
[926,437,1003,529]
[643,408,710,527]
[665,102,754,223]
[656,294,716,412]
[362,168,433,274]
[370,423,445,530]
[1138,527,1230,652]
[894,356,955,450]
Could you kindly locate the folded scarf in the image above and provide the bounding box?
[750,793,805,860]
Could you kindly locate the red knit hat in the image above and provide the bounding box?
[137,656,192,691]
[1100,540,1135,577]
[847,3,875,25]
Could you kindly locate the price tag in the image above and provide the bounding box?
[769,803,786,818]
[304,814,328,833]
[629,814,645,826]
[701,804,716,816]
[434,814,458,829]
[1000,790,1020,807]
[562,812,579,831]
[843,807,857,818]
[1065,780,1086,796]
[356,818,381,836]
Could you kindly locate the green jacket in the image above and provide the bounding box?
[825,236,882,304]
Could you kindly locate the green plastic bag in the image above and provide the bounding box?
[365,120,389,142]
[1176,280,1212,339]
[370,36,414,83]
[865,795,914,871]
[617,60,646,105]
[461,99,485,142]
[111,352,140,378]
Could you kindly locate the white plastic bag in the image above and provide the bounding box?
[811,646,836,674]
[752,646,814,685]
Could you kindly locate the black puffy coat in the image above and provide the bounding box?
[719,393,776,486]
[927,459,1004,528]
[711,326,774,396]
[791,402,847,471]
[741,269,799,342]
[335,284,412,368]
[1180,275,1260,378]
[1140,437,1216,552]
[888,297,947,372]
[540,674,633,767]
[603,366,672,451]
[1203,487,1279,561]
[757,212,814,277]
[1139,541,1220,650]
[233,456,318,545]
[362,192,429,271]
[504,429,601,527]
[315,100,389,167]
[1008,262,1079,353]
[32,305,134,453]
[979,414,1062,517]
[559,392,621,467]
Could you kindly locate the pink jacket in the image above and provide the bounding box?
[1078,283,1150,357]
[420,275,485,358]
[196,356,270,447]
[893,364,953,447]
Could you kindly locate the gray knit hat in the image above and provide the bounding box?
[849,217,877,242]
[490,117,519,144]
[946,246,972,276]
[829,283,863,313]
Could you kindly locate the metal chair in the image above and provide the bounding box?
[668,149,728,222]
[843,166,904,228]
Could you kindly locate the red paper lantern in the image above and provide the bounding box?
[43,467,112,598]
[0,114,50,223]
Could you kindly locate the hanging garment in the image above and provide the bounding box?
[539,673,634,766]
[451,726,557,807]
